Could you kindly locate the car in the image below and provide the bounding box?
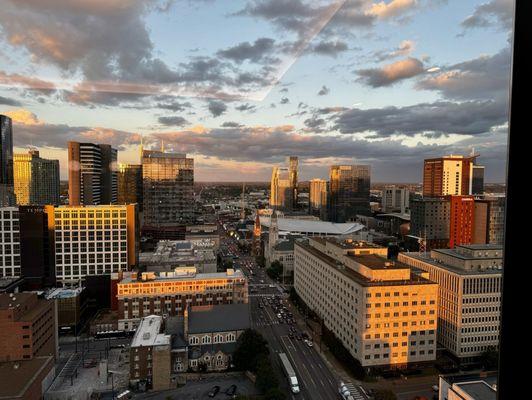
[225,384,237,396]
[208,385,220,397]
[296,334,302,340]
[305,340,313,347]
[288,333,294,339]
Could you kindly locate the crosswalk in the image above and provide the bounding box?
[252,318,281,327]
[340,382,368,400]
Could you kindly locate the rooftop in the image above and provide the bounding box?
[401,252,503,275]
[119,268,245,284]
[131,315,170,348]
[455,381,496,400]
[347,254,409,270]
[45,287,84,299]
[0,356,54,398]
[188,303,250,334]
[314,237,383,250]
[260,216,365,235]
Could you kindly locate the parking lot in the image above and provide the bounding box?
[136,375,258,400]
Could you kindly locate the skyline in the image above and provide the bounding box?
[0,0,513,182]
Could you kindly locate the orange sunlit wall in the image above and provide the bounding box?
[449,195,475,248]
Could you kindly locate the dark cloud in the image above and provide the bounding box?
[155,99,193,112]
[356,57,425,87]
[158,116,188,127]
[217,37,276,63]
[311,40,349,57]
[0,96,22,106]
[221,121,243,128]
[416,47,511,101]
[461,0,514,32]
[235,103,257,112]
[317,85,330,96]
[334,99,508,137]
[280,97,289,104]
[208,100,228,117]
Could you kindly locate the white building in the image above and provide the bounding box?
[294,237,438,368]
[381,186,410,214]
[399,244,502,364]
[0,207,20,278]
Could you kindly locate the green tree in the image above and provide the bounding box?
[373,389,398,400]
[479,346,499,370]
[233,329,269,372]
[255,355,279,393]
[267,260,283,280]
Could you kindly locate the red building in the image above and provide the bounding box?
[448,195,475,248]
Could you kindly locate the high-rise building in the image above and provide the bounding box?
[399,245,502,364]
[410,198,450,250]
[423,155,483,197]
[0,115,15,206]
[68,141,117,206]
[381,186,410,214]
[46,204,138,286]
[485,196,505,245]
[449,195,475,249]
[142,150,194,232]
[309,178,328,217]
[471,165,485,195]
[294,237,438,368]
[270,166,292,210]
[288,156,298,209]
[0,207,20,279]
[327,165,371,222]
[14,150,60,206]
[118,163,143,211]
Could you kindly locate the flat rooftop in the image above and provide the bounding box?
[45,287,84,299]
[314,237,383,250]
[347,254,410,270]
[0,356,53,398]
[456,381,496,400]
[119,268,245,284]
[131,315,170,348]
[260,216,365,235]
[188,303,250,334]
[297,242,433,287]
[402,252,502,275]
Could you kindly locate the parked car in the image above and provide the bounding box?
[208,385,220,397]
[225,385,237,396]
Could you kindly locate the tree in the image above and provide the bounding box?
[256,255,266,268]
[479,346,499,370]
[267,260,283,280]
[373,389,398,400]
[233,329,269,372]
[255,355,279,393]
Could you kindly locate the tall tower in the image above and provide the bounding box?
[0,114,15,206]
[268,210,279,256]
[252,212,262,256]
[13,150,60,205]
[288,156,298,209]
[327,165,371,222]
[423,154,482,197]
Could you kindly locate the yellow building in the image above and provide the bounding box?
[14,150,60,205]
[294,237,438,368]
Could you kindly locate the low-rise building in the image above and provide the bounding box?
[44,287,88,333]
[294,238,438,369]
[139,239,217,274]
[116,268,248,330]
[399,245,502,364]
[438,372,497,400]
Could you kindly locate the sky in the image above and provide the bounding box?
[0,0,514,182]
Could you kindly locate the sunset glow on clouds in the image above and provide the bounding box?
[0,0,514,182]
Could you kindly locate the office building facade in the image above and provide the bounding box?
[0,115,15,206]
[116,268,248,330]
[309,178,328,217]
[46,204,138,286]
[399,245,502,364]
[118,163,143,211]
[381,186,410,214]
[0,207,20,278]
[142,150,194,230]
[68,141,117,206]
[294,238,438,368]
[14,150,60,206]
[270,166,292,210]
[328,165,371,222]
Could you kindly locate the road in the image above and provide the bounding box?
[220,230,340,400]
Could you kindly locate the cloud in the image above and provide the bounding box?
[461,0,514,32]
[317,85,330,96]
[217,37,276,63]
[368,0,418,20]
[221,121,243,128]
[0,96,22,106]
[0,71,57,94]
[158,116,189,126]
[207,100,228,117]
[356,57,425,87]
[280,97,290,104]
[334,99,508,137]
[235,103,257,112]
[416,47,511,101]
[311,40,349,57]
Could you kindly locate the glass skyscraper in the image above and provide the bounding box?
[14,150,60,205]
[327,165,371,222]
[0,115,15,206]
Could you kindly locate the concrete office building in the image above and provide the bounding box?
[328,165,371,222]
[0,115,15,206]
[68,141,118,206]
[399,245,502,364]
[116,268,248,331]
[423,155,483,197]
[410,198,450,250]
[118,163,143,211]
[294,238,438,368]
[438,372,497,400]
[309,178,328,218]
[0,207,20,278]
[14,150,60,206]
[46,204,138,286]
[288,156,299,209]
[142,150,194,235]
[475,196,505,246]
[381,186,410,214]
